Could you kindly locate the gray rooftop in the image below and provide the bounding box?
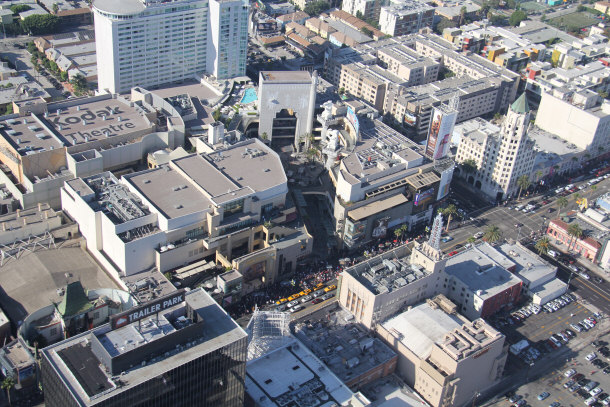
[260,71,313,83]
[496,242,557,285]
[294,307,397,385]
[445,243,522,299]
[380,301,464,359]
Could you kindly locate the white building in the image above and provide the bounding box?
[535,89,610,156]
[455,93,536,201]
[258,71,317,148]
[341,0,383,21]
[93,0,249,94]
[61,138,292,279]
[379,1,434,37]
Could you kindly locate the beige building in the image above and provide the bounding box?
[535,89,610,155]
[338,231,447,329]
[376,295,508,407]
[341,0,383,21]
[379,1,434,37]
[594,1,610,14]
[455,93,536,201]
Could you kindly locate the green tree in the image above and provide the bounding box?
[163,272,172,281]
[60,71,68,81]
[599,90,608,99]
[567,223,583,251]
[21,14,61,35]
[483,225,502,244]
[26,42,37,54]
[459,6,467,26]
[556,196,569,213]
[355,10,363,19]
[516,174,531,200]
[535,236,550,256]
[509,10,527,26]
[10,4,31,14]
[394,224,408,242]
[260,132,269,142]
[361,26,372,36]
[52,2,59,13]
[589,184,598,198]
[467,236,477,244]
[577,5,587,11]
[435,18,458,34]
[1,376,14,406]
[304,0,330,16]
[460,158,477,173]
[70,74,88,95]
[441,204,458,232]
[535,170,543,182]
[212,108,222,121]
[306,148,317,162]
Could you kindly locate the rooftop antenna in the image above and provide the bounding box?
[428,213,443,251]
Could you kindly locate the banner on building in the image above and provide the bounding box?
[414,187,435,207]
[404,112,417,127]
[372,217,390,239]
[346,106,360,135]
[425,107,458,160]
[437,166,455,200]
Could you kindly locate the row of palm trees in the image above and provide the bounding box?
[534,223,584,256]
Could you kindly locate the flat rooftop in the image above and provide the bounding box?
[445,243,522,299]
[294,307,397,385]
[346,245,431,295]
[496,242,556,285]
[148,79,221,101]
[43,288,247,406]
[0,97,151,156]
[125,164,212,220]
[380,299,464,359]
[260,71,313,83]
[246,338,356,407]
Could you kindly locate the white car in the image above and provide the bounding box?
[300,295,312,303]
[289,305,303,313]
[591,388,603,397]
[586,397,597,406]
[586,352,598,362]
[565,369,576,378]
[287,300,299,308]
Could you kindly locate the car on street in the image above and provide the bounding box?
[538,392,550,400]
[509,395,522,403]
[300,295,312,303]
[289,305,303,313]
[586,353,598,362]
[513,399,526,407]
[566,369,577,377]
[565,379,576,388]
[569,384,581,393]
[287,300,299,308]
[474,232,484,239]
[311,298,323,304]
[441,236,454,242]
[549,402,560,407]
[448,250,458,256]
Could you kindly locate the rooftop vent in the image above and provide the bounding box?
[143,180,151,184]
[174,204,183,209]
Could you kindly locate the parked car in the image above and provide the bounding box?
[565,369,577,377]
[586,353,598,362]
[538,392,550,401]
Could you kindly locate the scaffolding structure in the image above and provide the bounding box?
[246,309,291,361]
[0,231,56,266]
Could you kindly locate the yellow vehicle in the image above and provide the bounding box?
[276,298,288,305]
[324,285,337,293]
[314,283,324,290]
[288,293,302,301]
[299,289,312,296]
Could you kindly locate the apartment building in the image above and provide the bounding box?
[379,0,434,37]
[341,0,383,21]
[535,89,610,155]
[376,296,507,407]
[324,33,520,140]
[93,0,248,94]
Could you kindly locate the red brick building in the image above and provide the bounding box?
[546,219,602,262]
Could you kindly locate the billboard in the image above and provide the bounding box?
[110,289,186,330]
[425,107,458,160]
[414,187,435,207]
[372,217,390,239]
[437,166,455,200]
[404,112,417,127]
[346,106,360,135]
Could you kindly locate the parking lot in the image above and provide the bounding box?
[485,295,609,407]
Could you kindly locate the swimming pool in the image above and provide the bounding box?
[240,87,257,104]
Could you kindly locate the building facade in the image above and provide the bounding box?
[376,297,508,407]
[93,0,248,94]
[455,93,536,201]
[379,1,434,37]
[341,0,383,22]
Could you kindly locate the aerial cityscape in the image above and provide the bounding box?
[0,0,608,405]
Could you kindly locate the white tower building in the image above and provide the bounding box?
[93,0,249,94]
[455,93,536,201]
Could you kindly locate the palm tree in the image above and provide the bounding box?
[441,204,458,232]
[556,196,568,214]
[394,224,408,242]
[467,236,477,244]
[459,5,467,25]
[2,376,14,406]
[483,225,502,244]
[535,236,550,256]
[516,175,531,200]
[535,170,543,183]
[567,223,583,251]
